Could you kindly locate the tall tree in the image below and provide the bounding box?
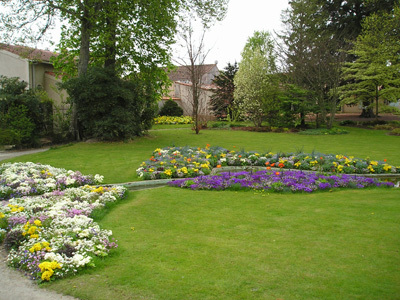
[234,31,279,128]
[175,23,210,134]
[209,62,238,120]
[280,0,348,128]
[340,5,400,117]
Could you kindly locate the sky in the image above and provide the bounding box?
[174,0,290,69]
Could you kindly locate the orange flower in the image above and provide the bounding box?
[265,162,270,165]
[187,158,191,162]
[275,172,280,175]
[320,157,323,160]
[278,163,284,168]
[206,144,210,148]
[266,167,271,170]
[238,155,242,158]
[216,165,222,168]
[271,163,275,167]
[384,159,387,162]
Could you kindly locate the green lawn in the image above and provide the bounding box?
[46,188,400,300]
[3,127,400,299]
[5,126,400,183]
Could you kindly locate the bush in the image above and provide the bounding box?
[62,67,158,141]
[389,128,400,136]
[159,99,183,116]
[298,128,349,135]
[0,76,53,147]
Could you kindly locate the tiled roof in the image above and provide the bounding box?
[167,64,217,82]
[0,44,58,63]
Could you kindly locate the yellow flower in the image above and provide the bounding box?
[0,212,5,218]
[164,169,172,176]
[28,226,37,235]
[294,162,301,168]
[181,167,188,174]
[383,164,392,172]
[34,220,42,226]
[41,270,54,281]
[29,234,39,239]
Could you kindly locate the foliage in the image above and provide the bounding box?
[136,145,400,180]
[209,62,238,119]
[234,31,280,127]
[61,67,158,141]
[298,128,349,135]
[0,162,126,282]
[280,0,348,129]
[340,6,400,117]
[154,116,193,125]
[169,169,394,192]
[159,99,183,117]
[0,76,53,147]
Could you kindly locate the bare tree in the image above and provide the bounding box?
[175,22,211,134]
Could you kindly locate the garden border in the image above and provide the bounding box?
[120,166,400,190]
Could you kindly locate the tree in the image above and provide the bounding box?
[280,0,348,128]
[0,0,229,139]
[340,6,400,118]
[209,62,238,120]
[175,23,210,134]
[234,31,279,127]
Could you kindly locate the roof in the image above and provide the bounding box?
[0,44,58,63]
[167,64,217,82]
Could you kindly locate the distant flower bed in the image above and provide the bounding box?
[136,146,400,180]
[154,116,193,125]
[0,162,126,283]
[168,170,394,192]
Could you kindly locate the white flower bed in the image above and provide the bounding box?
[0,162,126,282]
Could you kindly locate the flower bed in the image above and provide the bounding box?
[154,116,193,125]
[0,162,103,201]
[0,162,126,282]
[136,146,400,180]
[168,170,395,192]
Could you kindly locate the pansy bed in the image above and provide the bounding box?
[168,170,394,192]
[137,146,400,180]
[0,162,126,282]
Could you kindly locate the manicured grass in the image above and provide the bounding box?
[3,127,400,298]
[4,127,400,184]
[45,187,400,300]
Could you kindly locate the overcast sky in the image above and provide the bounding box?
[174,0,290,69]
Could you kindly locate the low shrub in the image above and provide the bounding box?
[154,116,193,125]
[159,99,183,117]
[298,128,349,135]
[389,128,400,136]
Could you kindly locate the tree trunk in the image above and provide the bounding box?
[73,6,92,141]
[104,14,117,72]
[360,100,375,118]
[375,86,379,119]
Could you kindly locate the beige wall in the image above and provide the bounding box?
[0,50,30,83]
[162,82,215,118]
[44,73,69,112]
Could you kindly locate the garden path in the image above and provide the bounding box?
[0,148,49,162]
[0,246,78,300]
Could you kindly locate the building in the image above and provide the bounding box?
[162,64,219,118]
[0,44,68,114]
